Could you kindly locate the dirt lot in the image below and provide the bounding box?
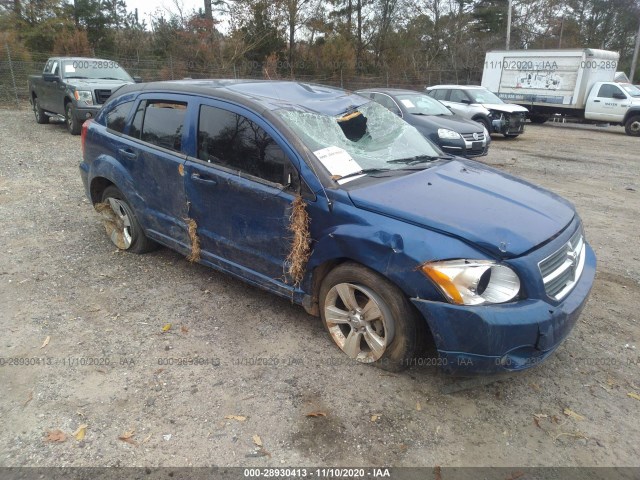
[0,110,639,468]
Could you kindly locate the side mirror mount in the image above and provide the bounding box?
[133,76,143,83]
[43,73,59,82]
[460,99,471,105]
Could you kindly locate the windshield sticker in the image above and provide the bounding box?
[313,146,362,178]
[64,64,76,73]
[400,99,415,108]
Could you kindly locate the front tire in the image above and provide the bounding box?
[319,262,417,371]
[99,186,157,254]
[474,117,491,133]
[65,102,81,135]
[625,115,640,136]
[33,97,49,124]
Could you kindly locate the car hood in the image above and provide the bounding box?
[408,114,483,134]
[347,159,574,258]
[480,103,529,114]
[66,78,133,89]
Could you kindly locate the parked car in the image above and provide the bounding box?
[80,80,595,374]
[355,88,490,157]
[28,57,140,135]
[426,85,528,137]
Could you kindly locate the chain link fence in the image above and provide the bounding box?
[1,43,482,109]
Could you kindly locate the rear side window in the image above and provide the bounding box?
[139,101,187,152]
[198,105,290,186]
[430,89,448,100]
[372,93,401,116]
[106,101,134,134]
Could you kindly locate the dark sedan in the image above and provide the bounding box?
[356,88,490,157]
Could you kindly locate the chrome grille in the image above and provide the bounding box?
[539,227,586,301]
[462,132,485,141]
[94,89,112,105]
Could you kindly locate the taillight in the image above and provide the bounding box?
[81,119,92,157]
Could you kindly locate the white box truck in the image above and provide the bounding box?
[481,49,640,136]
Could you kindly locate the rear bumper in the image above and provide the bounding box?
[411,244,596,375]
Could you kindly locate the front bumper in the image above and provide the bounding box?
[411,244,596,375]
[439,137,489,158]
[74,105,101,122]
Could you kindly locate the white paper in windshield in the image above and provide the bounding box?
[400,99,415,108]
[64,64,76,73]
[313,146,362,178]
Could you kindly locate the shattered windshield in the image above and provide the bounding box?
[276,101,443,176]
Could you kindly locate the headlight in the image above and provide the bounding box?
[437,128,461,140]
[421,260,521,305]
[74,90,93,105]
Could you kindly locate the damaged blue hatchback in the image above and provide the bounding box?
[79,80,596,374]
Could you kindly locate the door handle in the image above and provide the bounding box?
[593,100,600,103]
[191,172,217,185]
[118,148,137,160]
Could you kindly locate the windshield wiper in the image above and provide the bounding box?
[387,154,453,165]
[101,77,125,80]
[65,76,89,79]
[411,112,428,116]
[337,168,391,181]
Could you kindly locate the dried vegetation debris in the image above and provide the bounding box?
[285,195,312,285]
[94,201,126,249]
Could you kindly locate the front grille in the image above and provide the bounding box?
[461,132,485,142]
[94,89,112,105]
[539,227,586,301]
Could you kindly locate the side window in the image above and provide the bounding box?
[140,101,187,152]
[44,60,53,74]
[106,101,134,134]
[50,61,59,76]
[449,89,468,103]
[372,94,401,116]
[430,89,448,101]
[597,84,624,99]
[198,105,293,186]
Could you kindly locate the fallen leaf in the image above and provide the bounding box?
[162,323,172,332]
[119,429,137,445]
[533,418,541,429]
[44,429,66,443]
[252,434,263,447]
[40,336,50,349]
[627,392,640,401]
[224,415,247,422]
[73,424,88,441]
[563,408,585,421]
[554,431,588,441]
[505,472,525,480]
[181,325,189,333]
[416,401,422,411]
[23,391,33,407]
[370,414,381,422]
[154,368,164,375]
[305,412,327,418]
[530,383,541,391]
[142,434,152,443]
[533,413,548,419]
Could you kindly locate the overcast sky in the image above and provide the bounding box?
[125,0,204,26]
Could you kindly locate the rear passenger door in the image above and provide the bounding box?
[110,95,193,248]
[184,101,304,287]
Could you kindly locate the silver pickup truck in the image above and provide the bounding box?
[28,57,139,135]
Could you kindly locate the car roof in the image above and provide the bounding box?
[356,87,426,96]
[112,79,367,116]
[427,85,484,90]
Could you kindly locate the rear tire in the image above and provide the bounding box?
[65,102,81,135]
[624,115,640,136]
[504,133,520,139]
[99,186,157,254]
[33,97,49,124]
[319,262,417,372]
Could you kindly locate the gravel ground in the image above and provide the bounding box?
[0,110,639,468]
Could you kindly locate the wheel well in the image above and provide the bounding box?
[90,177,114,204]
[306,257,437,354]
